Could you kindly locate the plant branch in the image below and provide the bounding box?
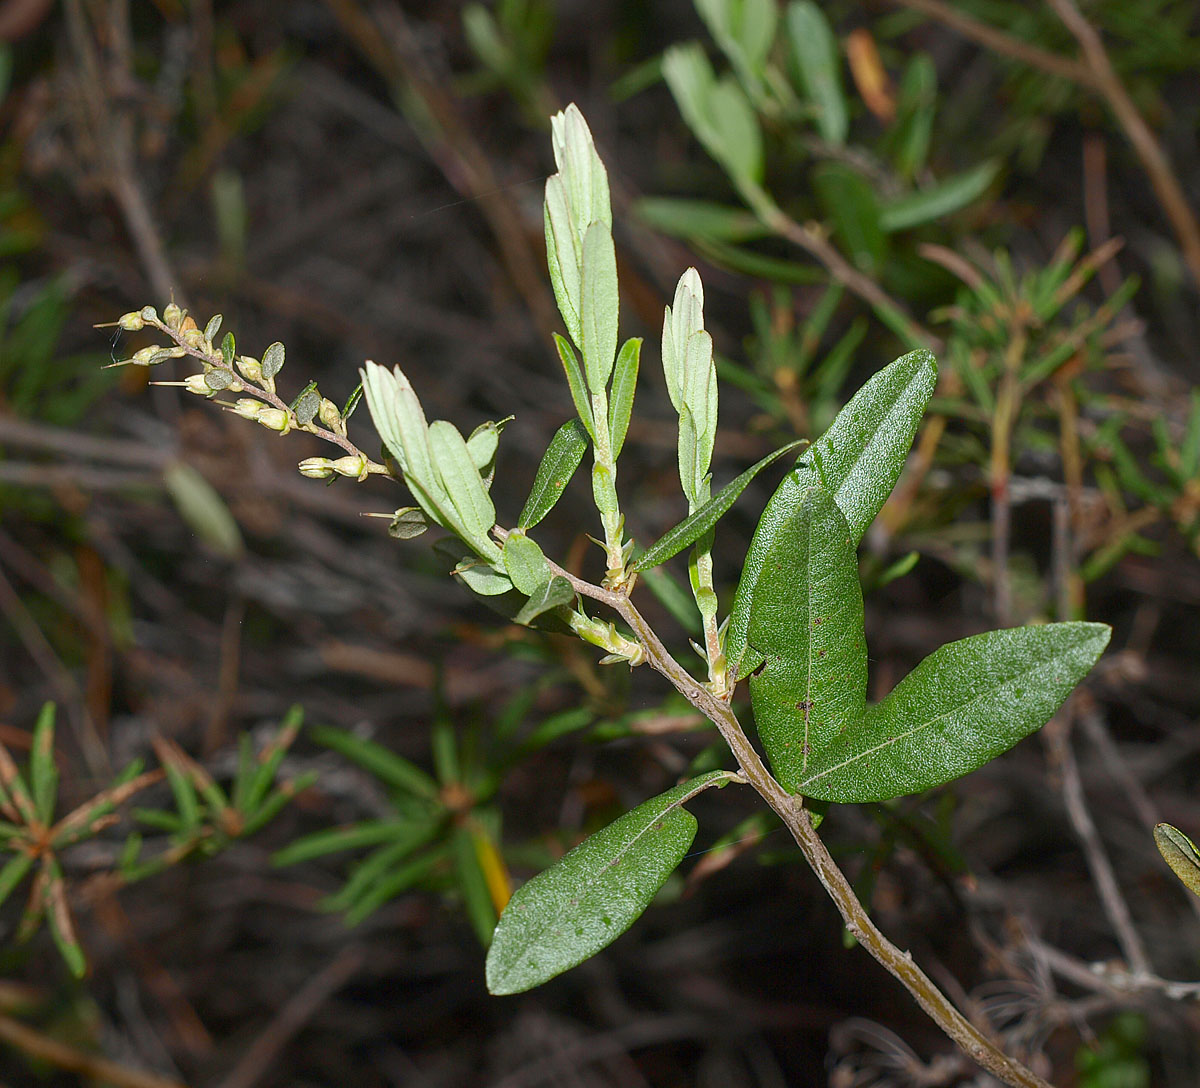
[536,547,1052,1088]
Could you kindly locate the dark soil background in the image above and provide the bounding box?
[0,1,1198,1085]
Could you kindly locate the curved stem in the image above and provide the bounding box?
[537,548,1053,1088]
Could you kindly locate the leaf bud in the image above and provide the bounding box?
[184,374,212,395]
[163,302,184,330]
[258,408,292,433]
[118,311,145,331]
[297,457,335,479]
[236,355,263,383]
[231,398,263,420]
[330,455,367,478]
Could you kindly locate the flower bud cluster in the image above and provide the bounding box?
[297,455,367,480]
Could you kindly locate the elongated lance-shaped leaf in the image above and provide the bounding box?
[785,0,848,145]
[728,349,936,679]
[520,419,589,528]
[609,338,641,459]
[1155,823,1200,897]
[748,487,867,790]
[486,770,734,994]
[632,439,806,572]
[309,724,439,800]
[427,419,500,560]
[553,335,594,439]
[662,268,705,414]
[30,702,58,825]
[795,623,1111,803]
[879,161,1000,233]
[545,176,581,344]
[580,221,619,393]
[272,820,427,867]
[0,853,32,909]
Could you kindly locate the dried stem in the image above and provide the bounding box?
[535,547,1053,1088]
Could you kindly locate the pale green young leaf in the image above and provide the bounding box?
[632,438,806,571]
[663,44,721,163]
[520,419,589,528]
[748,487,867,790]
[796,623,1111,803]
[609,337,641,459]
[635,197,770,244]
[513,576,575,625]
[695,0,779,89]
[30,703,58,825]
[550,104,612,237]
[1154,823,1200,897]
[486,770,734,994]
[466,417,508,479]
[727,349,937,678]
[580,221,619,393]
[545,177,581,344]
[707,76,763,185]
[662,268,706,415]
[427,420,499,557]
[553,334,595,439]
[503,531,552,596]
[785,1,848,145]
[879,161,1000,232]
[361,362,434,486]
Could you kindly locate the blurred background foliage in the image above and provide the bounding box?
[0,1,1198,1085]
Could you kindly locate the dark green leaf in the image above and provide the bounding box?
[204,314,222,343]
[0,853,31,909]
[220,331,235,367]
[785,0,848,144]
[727,349,937,678]
[272,820,420,867]
[887,53,936,179]
[748,488,867,790]
[513,575,575,625]
[486,770,732,994]
[633,439,806,572]
[341,382,364,422]
[520,419,589,529]
[879,161,1000,232]
[796,623,1111,802]
[609,337,641,460]
[388,507,429,540]
[203,368,233,392]
[813,163,886,274]
[453,826,499,946]
[553,334,594,439]
[635,197,771,244]
[294,387,321,426]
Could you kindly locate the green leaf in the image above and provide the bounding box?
[428,419,498,553]
[813,162,886,274]
[29,703,58,825]
[486,770,732,994]
[204,314,223,343]
[707,76,763,185]
[886,53,936,180]
[0,853,32,909]
[635,197,771,244]
[727,349,937,678]
[785,1,848,145]
[609,338,641,459]
[163,460,244,560]
[309,724,439,800]
[203,368,233,392]
[513,575,575,625]
[220,331,235,367]
[545,176,581,344]
[747,487,867,789]
[796,623,1112,802]
[272,820,424,867]
[452,825,499,946]
[1154,823,1200,897]
[261,341,285,379]
[553,334,595,439]
[293,386,321,427]
[580,221,619,394]
[503,531,552,596]
[633,439,806,572]
[388,507,429,540]
[695,0,778,92]
[878,161,1000,232]
[520,419,589,528]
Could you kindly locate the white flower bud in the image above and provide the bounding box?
[140,305,158,323]
[258,408,291,433]
[181,327,206,348]
[298,457,335,479]
[231,398,262,420]
[330,455,366,478]
[236,355,262,383]
[184,374,211,395]
[118,311,145,331]
[163,302,183,330]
